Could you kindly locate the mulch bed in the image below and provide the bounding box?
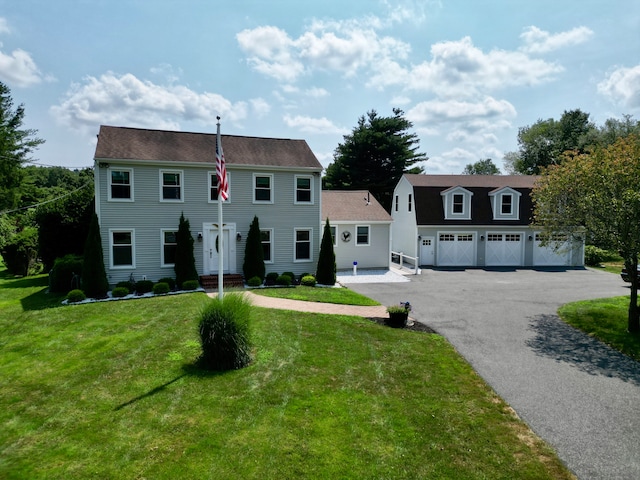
[366,317,438,334]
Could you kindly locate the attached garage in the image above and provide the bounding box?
[437,232,476,266]
[485,232,524,266]
[533,233,570,266]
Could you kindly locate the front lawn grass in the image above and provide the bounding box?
[0,271,572,479]
[251,284,380,306]
[559,296,640,361]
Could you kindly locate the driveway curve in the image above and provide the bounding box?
[347,268,640,480]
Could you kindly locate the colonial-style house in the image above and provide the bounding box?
[391,174,584,268]
[93,125,323,286]
[321,190,392,271]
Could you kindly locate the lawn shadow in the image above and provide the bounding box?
[113,364,226,411]
[527,314,640,387]
[20,288,66,311]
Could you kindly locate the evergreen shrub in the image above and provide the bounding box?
[301,275,317,287]
[135,280,154,294]
[316,219,336,285]
[182,279,200,291]
[158,277,176,290]
[112,286,129,298]
[247,276,262,287]
[49,254,83,293]
[67,289,86,303]
[242,216,265,282]
[276,274,292,286]
[153,282,170,295]
[81,213,109,299]
[282,272,296,284]
[265,272,279,285]
[116,280,135,292]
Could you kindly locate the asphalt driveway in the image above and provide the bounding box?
[348,268,640,480]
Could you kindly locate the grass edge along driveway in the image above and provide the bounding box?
[0,271,574,479]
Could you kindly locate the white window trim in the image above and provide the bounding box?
[294,175,314,205]
[489,188,521,220]
[109,229,135,269]
[261,228,274,264]
[356,224,370,246]
[207,171,231,203]
[293,227,313,263]
[108,167,134,202]
[159,169,184,202]
[160,229,178,268]
[253,173,274,204]
[441,187,473,220]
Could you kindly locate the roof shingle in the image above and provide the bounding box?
[322,190,392,222]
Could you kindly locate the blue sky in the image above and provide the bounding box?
[1,0,638,174]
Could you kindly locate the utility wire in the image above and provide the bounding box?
[0,180,93,216]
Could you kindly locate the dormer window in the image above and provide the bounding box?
[489,187,521,220]
[441,186,473,220]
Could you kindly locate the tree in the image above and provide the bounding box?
[81,212,109,298]
[462,158,500,175]
[0,82,44,211]
[506,109,595,175]
[532,134,640,333]
[242,216,265,282]
[324,108,427,212]
[316,219,336,285]
[174,213,198,289]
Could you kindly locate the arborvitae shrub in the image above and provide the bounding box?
[112,286,129,298]
[135,279,154,294]
[276,275,291,286]
[174,213,198,288]
[197,294,252,371]
[158,277,176,290]
[301,275,317,287]
[67,289,86,303]
[247,276,262,287]
[49,254,83,293]
[242,216,265,282]
[316,219,336,285]
[81,213,109,299]
[153,282,170,295]
[182,279,200,291]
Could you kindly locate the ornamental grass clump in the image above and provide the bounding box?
[197,294,252,371]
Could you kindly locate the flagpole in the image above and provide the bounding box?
[216,117,224,299]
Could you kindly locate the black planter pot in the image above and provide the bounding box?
[386,311,408,328]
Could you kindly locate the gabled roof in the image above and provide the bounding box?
[322,190,392,222]
[404,173,539,189]
[94,125,322,170]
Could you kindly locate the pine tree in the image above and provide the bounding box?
[81,212,109,298]
[174,212,198,288]
[242,216,265,282]
[316,219,336,285]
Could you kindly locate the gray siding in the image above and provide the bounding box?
[327,221,391,270]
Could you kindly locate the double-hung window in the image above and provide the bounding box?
[295,176,313,204]
[294,228,312,262]
[453,194,464,214]
[261,229,273,263]
[254,174,273,203]
[109,168,133,201]
[329,225,337,246]
[501,194,513,215]
[160,170,183,201]
[161,230,177,266]
[209,171,230,202]
[110,230,135,268]
[356,225,370,246]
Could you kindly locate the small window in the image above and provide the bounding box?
[501,194,512,215]
[295,176,312,203]
[162,230,177,266]
[395,195,399,212]
[254,174,273,203]
[440,234,455,241]
[209,171,230,202]
[458,234,473,242]
[329,226,337,246]
[453,194,464,214]
[506,234,521,242]
[161,170,183,201]
[488,234,502,242]
[356,225,370,246]
[294,229,312,261]
[408,193,412,212]
[111,230,134,268]
[109,169,133,201]
[261,229,273,263]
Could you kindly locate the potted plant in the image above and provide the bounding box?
[386,302,411,328]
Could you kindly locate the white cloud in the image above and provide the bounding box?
[597,65,640,109]
[51,72,247,132]
[250,97,271,117]
[0,18,47,88]
[283,114,347,134]
[520,26,593,54]
[407,97,516,124]
[0,17,10,35]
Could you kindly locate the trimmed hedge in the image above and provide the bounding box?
[300,275,317,287]
[67,289,86,303]
[112,286,130,298]
[135,280,154,294]
[182,279,200,291]
[49,255,83,293]
[153,282,170,295]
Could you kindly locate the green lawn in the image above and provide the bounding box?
[0,269,573,479]
[250,284,381,306]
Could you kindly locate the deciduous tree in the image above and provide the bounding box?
[462,158,500,175]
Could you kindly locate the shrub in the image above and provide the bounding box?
[116,280,135,292]
[1,226,40,277]
[242,216,265,283]
[49,254,83,293]
[158,277,176,290]
[300,275,317,287]
[153,282,170,295]
[316,219,336,285]
[181,279,200,291]
[67,289,86,303]
[247,276,262,287]
[584,245,618,266]
[135,279,154,294]
[174,213,199,288]
[282,272,296,284]
[276,274,292,286]
[81,213,109,299]
[197,294,252,371]
[265,272,279,286]
[112,286,129,298]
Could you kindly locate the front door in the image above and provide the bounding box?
[420,236,435,266]
[204,224,236,274]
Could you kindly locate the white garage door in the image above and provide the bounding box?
[485,233,524,266]
[533,233,570,266]
[438,233,475,266]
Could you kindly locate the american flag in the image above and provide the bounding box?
[216,127,229,201]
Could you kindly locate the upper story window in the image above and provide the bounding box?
[254,174,273,203]
[295,175,313,204]
[160,170,183,202]
[109,168,133,201]
[441,186,473,220]
[489,187,521,220]
[209,171,230,202]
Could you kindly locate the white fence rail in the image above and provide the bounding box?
[390,251,420,274]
